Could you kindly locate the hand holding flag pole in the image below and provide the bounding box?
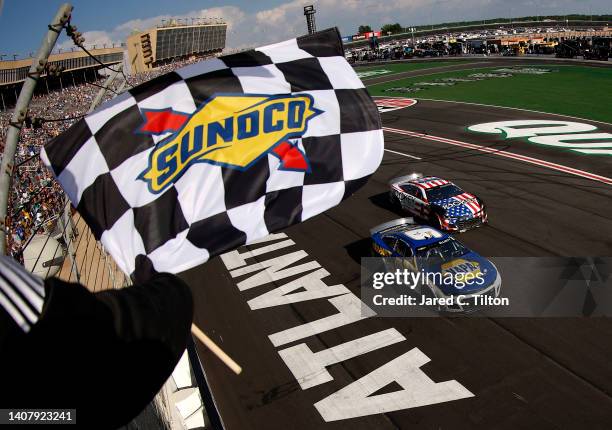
[191,323,242,375]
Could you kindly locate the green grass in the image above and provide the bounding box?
[355,60,474,76]
[367,65,612,123]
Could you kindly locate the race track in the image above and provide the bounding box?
[181,85,612,429]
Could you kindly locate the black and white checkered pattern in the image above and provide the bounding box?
[41,28,383,282]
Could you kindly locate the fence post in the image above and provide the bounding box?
[88,64,122,113]
[0,3,73,255]
[115,76,128,94]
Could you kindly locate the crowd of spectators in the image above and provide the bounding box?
[0,53,214,260]
[0,84,102,259]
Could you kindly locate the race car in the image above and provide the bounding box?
[389,174,487,232]
[370,218,501,312]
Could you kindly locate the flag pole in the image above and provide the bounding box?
[191,323,242,375]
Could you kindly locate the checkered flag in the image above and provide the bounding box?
[41,28,383,282]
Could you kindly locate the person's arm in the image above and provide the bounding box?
[0,256,193,429]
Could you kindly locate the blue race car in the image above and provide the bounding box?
[389,174,487,232]
[370,218,501,312]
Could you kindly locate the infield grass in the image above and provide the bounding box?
[355,60,475,78]
[367,65,612,123]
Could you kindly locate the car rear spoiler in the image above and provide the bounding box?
[388,173,423,185]
[370,218,416,235]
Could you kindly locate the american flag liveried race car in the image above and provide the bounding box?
[389,174,487,232]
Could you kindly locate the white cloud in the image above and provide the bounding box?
[255,0,304,25]
[57,5,248,52]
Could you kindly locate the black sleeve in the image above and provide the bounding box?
[0,304,22,354]
[0,273,193,430]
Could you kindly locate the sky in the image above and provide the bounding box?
[0,0,609,58]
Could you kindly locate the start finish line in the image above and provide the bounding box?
[219,233,473,422]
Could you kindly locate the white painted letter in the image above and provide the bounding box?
[278,328,405,389]
[248,268,349,310]
[221,233,293,270]
[528,133,612,152]
[230,251,320,291]
[269,293,376,347]
[314,348,474,422]
[468,120,596,138]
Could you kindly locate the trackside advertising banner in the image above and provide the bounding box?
[41,28,383,281]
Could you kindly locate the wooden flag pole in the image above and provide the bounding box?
[191,323,242,375]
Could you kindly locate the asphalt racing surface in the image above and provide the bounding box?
[181,80,612,429]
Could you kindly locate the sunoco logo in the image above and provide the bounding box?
[138,93,322,193]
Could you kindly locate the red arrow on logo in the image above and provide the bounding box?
[140,109,190,135]
[272,141,309,172]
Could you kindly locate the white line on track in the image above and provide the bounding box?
[406,97,612,127]
[384,148,422,160]
[383,126,612,186]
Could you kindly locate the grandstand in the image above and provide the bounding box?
[344,18,612,49]
[0,46,124,109]
[126,18,227,73]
